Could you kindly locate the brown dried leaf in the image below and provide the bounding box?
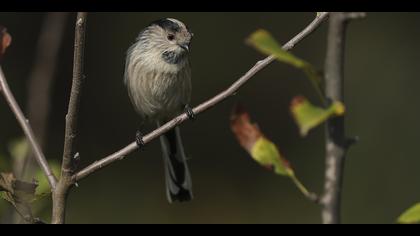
[230,104,262,153]
[0,172,38,222]
[0,172,15,193]
[230,105,314,198]
[0,25,12,61]
[230,104,290,175]
[0,172,37,199]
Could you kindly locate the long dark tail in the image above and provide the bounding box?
[158,123,193,203]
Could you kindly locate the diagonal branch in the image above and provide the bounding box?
[72,12,330,183]
[0,67,57,189]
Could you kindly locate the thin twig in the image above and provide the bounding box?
[0,67,57,188]
[51,12,87,224]
[73,12,330,183]
[321,12,364,224]
[290,175,319,203]
[5,12,69,225]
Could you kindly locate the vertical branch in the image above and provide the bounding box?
[321,12,365,224]
[52,12,87,224]
[61,12,87,178]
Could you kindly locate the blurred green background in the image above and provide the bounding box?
[0,12,419,224]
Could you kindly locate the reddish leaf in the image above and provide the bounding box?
[230,104,262,153]
[230,104,314,197]
[230,104,291,175]
[0,25,12,61]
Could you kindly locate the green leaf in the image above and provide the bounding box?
[0,191,14,206]
[250,138,315,198]
[0,153,9,171]
[34,161,60,196]
[231,104,314,199]
[246,29,323,101]
[291,96,345,136]
[230,104,292,176]
[8,137,29,161]
[398,203,420,224]
[247,29,307,68]
[251,137,291,176]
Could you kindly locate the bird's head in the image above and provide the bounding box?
[139,18,193,64]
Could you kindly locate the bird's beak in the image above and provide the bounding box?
[179,43,189,52]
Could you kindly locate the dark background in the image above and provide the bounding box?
[0,12,419,223]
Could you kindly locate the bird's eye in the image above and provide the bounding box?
[167,34,175,41]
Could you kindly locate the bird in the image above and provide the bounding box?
[124,18,194,203]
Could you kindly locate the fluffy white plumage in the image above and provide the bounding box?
[124,18,194,203]
[125,18,192,122]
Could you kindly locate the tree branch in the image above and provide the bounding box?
[0,67,57,189]
[51,12,87,224]
[3,14,70,224]
[61,12,87,178]
[73,12,330,183]
[321,12,365,224]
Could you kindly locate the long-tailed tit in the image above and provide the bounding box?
[124,18,194,203]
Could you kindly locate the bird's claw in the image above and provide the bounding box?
[136,130,145,148]
[184,104,196,120]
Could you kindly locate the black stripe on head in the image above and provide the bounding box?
[151,19,180,32]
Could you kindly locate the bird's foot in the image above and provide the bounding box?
[184,104,196,120]
[136,130,145,148]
